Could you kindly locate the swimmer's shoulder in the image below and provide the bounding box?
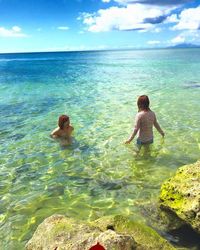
[149,110,156,118]
[142,109,155,116]
[136,111,145,119]
[137,110,155,121]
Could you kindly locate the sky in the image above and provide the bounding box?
[0,0,199,52]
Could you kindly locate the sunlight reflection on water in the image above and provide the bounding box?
[0,49,200,249]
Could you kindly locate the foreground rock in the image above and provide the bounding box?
[92,215,175,250]
[160,161,200,234]
[26,214,175,250]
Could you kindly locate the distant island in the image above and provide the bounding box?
[168,43,200,48]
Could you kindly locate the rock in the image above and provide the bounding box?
[26,214,137,250]
[140,203,185,232]
[160,161,200,234]
[93,215,175,250]
[93,230,136,249]
[26,214,175,250]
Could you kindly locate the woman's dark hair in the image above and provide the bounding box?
[137,95,150,111]
[58,115,69,129]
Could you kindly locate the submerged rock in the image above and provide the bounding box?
[160,161,200,234]
[140,203,185,232]
[183,83,200,89]
[26,214,175,250]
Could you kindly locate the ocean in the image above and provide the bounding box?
[0,49,200,249]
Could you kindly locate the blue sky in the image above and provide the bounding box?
[0,0,199,52]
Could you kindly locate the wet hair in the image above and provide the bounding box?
[58,115,69,129]
[137,95,150,111]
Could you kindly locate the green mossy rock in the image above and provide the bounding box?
[93,215,175,250]
[160,161,200,234]
[26,214,175,250]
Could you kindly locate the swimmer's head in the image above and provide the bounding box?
[137,95,150,111]
[58,115,70,129]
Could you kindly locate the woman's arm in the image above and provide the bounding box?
[125,114,140,144]
[50,128,59,138]
[125,128,139,144]
[154,115,164,137]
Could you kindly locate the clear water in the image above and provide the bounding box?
[0,49,199,249]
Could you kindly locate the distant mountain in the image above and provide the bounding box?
[169,43,200,48]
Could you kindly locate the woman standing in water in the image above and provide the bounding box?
[125,95,164,148]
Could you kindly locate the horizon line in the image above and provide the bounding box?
[0,46,199,55]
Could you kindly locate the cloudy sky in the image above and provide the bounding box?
[0,0,199,52]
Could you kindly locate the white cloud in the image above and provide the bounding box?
[81,4,171,32]
[170,30,200,44]
[165,14,179,23]
[0,26,27,37]
[147,40,161,44]
[102,0,111,2]
[139,27,162,33]
[172,6,200,30]
[171,35,185,43]
[12,26,21,32]
[57,26,69,30]
[153,27,162,32]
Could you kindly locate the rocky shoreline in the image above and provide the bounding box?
[160,161,200,235]
[26,161,200,250]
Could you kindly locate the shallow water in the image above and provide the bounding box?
[0,49,200,249]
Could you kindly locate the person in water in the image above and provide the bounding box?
[51,115,74,141]
[125,95,164,146]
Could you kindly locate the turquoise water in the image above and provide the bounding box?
[0,49,200,249]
